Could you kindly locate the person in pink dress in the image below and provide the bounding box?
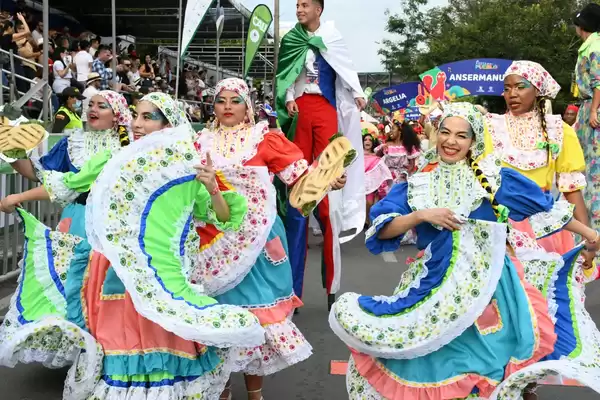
[376,120,422,197]
[363,132,392,226]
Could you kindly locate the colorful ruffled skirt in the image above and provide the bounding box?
[329,219,600,399]
[215,216,313,376]
[0,209,257,399]
[0,129,269,399]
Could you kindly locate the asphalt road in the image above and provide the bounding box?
[1,233,599,399]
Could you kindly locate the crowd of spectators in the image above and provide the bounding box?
[0,0,274,129]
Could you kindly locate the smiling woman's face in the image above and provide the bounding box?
[87,95,116,131]
[503,74,537,115]
[214,90,247,127]
[436,116,474,164]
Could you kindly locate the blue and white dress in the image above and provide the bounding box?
[329,158,600,399]
[33,129,123,239]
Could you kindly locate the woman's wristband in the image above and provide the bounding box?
[209,185,220,196]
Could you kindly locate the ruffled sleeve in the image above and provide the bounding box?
[365,182,412,255]
[193,189,248,232]
[555,123,586,193]
[37,137,72,173]
[495,168,574,238]
[40,150,112,207]
[260,131,308,185]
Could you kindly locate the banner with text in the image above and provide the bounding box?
[420,58,513,100]
[181,0,212,57]
[244,4,273,77]
[372,81,432,115]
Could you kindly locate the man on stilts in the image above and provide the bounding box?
[275,0,366,310]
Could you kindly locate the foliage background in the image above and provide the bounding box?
[379,0,595,113]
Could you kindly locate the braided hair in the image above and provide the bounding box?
[467,151,505,222]
[536,97,551,164]
[118,125,130,146]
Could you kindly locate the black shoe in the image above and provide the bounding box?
[327,294,336,311]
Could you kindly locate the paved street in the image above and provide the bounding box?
[1,233,600,399]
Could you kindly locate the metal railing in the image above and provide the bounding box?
[0,47,54,119]
[0,173,62,282]
[0,49,58,280]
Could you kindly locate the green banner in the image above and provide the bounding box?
[244,4,273,77]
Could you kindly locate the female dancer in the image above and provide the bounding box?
[573,5,600,273]
[488,61,590,261]
[376,120,421,197]
[0,92,264,399]
[363,133,391,227]
[192,78,350,400]
[2,90,132,240]
[329,103,600,399]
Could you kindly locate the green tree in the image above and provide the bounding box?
[380,0,593,110]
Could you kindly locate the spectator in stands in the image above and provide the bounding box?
[118,58,131,86]
[139,54,154,80]
[82,72,101,127]
[52,86,84,133]
[92,45,113,90]
[58,36,69,50]
[31,20,42,43]
[51,47,74,94]
[89,36,100,57]
[1,13,30,93]
[16,31,40,81]
[74,40,93,85]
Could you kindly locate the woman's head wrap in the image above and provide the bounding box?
[97,90,133,127]
[140,92,195,137]
[503,61,561,99]
[214,78,255,125]
[439,102,486,159]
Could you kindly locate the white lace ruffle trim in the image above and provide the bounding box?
[528,200,574,239]
[89,126,266,348]
[41,170,81,208]
[228,317,313,376]
[330,220,508,360]
[87,358,230,400]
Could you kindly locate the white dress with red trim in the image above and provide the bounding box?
[195,121,313,375]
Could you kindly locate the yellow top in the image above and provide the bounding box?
[485,113,586,192]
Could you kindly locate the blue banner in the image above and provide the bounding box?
[372,82,430,114]
[404,107,421,121]
[420,58,513,100]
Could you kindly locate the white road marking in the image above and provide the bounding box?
[381,252,398,263]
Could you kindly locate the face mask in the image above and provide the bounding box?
[75,100,82,110]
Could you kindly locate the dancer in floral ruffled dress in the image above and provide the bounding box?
[193,77,354,400]
[0,92,265,399]
[1,91,131,240]
[363,132,392,227]
[375,120,421,196]
[488,61,594,276]
[329,103,600,400]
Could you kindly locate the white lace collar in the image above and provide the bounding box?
[196,121,269,167]
[67,128,122,170]
[486,112,564,171]
[407,160,495,222]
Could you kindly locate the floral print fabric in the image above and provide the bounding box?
[575,36,600,255]
[503,60,561,99]
[141,92,196,137]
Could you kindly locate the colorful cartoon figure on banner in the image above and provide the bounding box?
[420,59,513,101]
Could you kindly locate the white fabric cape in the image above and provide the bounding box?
[311,24,366,293]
